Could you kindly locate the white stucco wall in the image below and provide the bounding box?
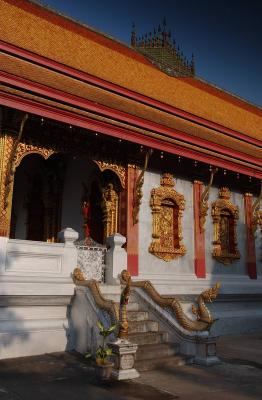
[138,170,262,290]
[138,171,194,279]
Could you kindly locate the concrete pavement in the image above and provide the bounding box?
[137,332,262,400]
[0,332,261,400]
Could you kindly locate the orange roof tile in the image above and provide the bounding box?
[1,0,261,141]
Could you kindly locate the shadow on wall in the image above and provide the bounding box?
[0,294,29,359]
[65,296,76,352]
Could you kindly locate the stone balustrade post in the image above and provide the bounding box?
[194,334,220,366]
[58,227,79,276]
[105,234,127,284]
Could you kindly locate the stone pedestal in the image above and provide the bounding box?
[109,339,139,380]
[194,335,220,366]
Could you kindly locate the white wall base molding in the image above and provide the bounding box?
[0,328,69,359]
[134,273,262,295]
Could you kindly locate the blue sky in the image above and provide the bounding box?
[39,0,262,107]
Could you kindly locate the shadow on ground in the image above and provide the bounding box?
[0,352,177,400]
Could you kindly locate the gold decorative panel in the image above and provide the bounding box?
[211,187,240,264]
[149,173,186,261]
[0,133,16,236]
[94,160,126,189]
[14,143,56,167]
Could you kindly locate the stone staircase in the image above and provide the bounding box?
[100,285,191,372]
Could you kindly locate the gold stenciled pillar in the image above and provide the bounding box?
[0,114,28,237]
[0,132,16,237]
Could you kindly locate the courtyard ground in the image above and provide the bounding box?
[0,332,261,400]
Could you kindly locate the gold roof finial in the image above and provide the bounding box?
[131,22,136,47]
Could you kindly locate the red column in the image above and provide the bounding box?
[244,193,257,279]
[193,181,206,278]
[126,165,139,276]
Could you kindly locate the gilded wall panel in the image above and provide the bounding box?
[211,187,240,264]
[149,173,186,261]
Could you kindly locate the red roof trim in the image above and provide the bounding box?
[1,41,261,149]
[1,70,261,168]
[1,90,261,179]
[3,0,262,117]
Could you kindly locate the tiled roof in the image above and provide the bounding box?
[1,52,261,164]
[0,0,261,144]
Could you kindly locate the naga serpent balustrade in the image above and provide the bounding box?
[121,270,220,332]
[73,267,119,325]
[73,267,220,332]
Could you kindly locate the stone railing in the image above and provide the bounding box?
[0,227,78,280]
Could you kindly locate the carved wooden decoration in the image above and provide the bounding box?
[251,184,262,237]
[132,149,153,225]
[14,143,56,168]
[211,187,240,265]
[149,173,186,261]
[199,168,217,232]
[259,211,262,262]
[94,160,126,189]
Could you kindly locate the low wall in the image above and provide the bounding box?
[0,228,78,359]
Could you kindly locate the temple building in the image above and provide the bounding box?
[0,0,261,364]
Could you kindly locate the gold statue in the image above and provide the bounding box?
[102,183,118,240]
[220,213,230,252]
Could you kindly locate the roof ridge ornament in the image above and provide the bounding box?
[131,19,195,77]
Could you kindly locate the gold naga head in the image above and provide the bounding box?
[120,269,131,284]
[202,282,221,302]
[72,267,85,282]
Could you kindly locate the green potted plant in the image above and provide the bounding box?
[86,320,116,380]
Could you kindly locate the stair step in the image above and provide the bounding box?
[128,331,168,345]
[127,311,149,322]
[102,294,121,301]
[127,302,139,311]
[100,285,121,295]
[129,320,158,334]
[135,354,192,372]
[136,342,180,361]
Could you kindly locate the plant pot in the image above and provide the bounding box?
[95,361,114,380]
